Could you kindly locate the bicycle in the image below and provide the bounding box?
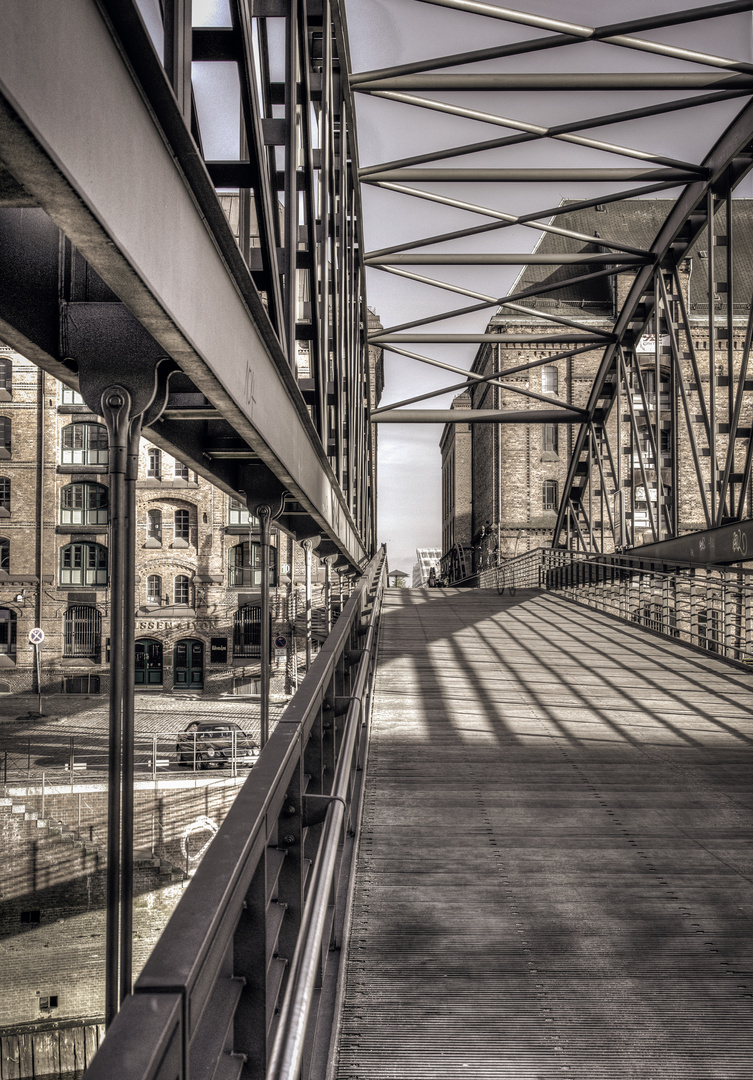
[496,565,516,596]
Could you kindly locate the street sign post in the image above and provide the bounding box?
[28,629,44,713]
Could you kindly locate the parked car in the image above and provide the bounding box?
[176,722,258,769]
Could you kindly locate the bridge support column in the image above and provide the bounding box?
[70,341,176,1027]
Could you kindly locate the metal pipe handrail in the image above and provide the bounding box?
[82,546,387,1080]
[268,559,385,1080]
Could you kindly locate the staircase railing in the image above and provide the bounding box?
[84,546,387,1080]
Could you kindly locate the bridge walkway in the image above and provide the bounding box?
[334,587,753,1079]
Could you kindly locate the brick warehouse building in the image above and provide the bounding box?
[441,200,753,580]
[0,347,359,698]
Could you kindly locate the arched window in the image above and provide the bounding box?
[60,483,109,526]
[60,543,108,586]
[61,423,108,465]
[542,480,558,512]
[228,542,277,587]
[146,574,163,605]
[174,509,190,542]
[174,575,190,606]
[542,366,559,395]
[0,537,9,573]
[542,423,559,455]
[173,458,189,481]
[233,605,261,658]
[63,606,101,659]
[0,417,11,458]
[0,477,10,514]
[0,608,16,656]
[147,447,161,479]
[146,508,162,541]
[0,357,11,395]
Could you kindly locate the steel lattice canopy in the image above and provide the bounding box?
[353,0,753,556]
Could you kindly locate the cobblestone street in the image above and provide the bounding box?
[0,693,288,779]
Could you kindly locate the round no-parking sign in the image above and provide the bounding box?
[28,628,45,645]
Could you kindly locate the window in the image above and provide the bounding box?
[174,509,190,542]
[174,575,190,605]
[228,498,259,527]
[61,386,84,405]
[20,910,40,924]
[173,458,189,480]
[542,366,559,395]
[0,477,8,513]
[543,480,558,511]
[146,509,162,541]
[39,997,58,1012]
[147,447,161,479]
[146,574,162,605]
[0,538,8,573]
[233,605,261,658]
[60,543,108,586]
[228,542,277,587]
[0,358,11,394]
[542,424,559,454]
[228,498,249,526]
[61,423,108,465]
[0,608,16,656]
[0,417,11,458]
[64,605,101,659]
[60,483,108,526]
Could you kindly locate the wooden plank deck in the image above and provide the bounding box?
[335,587,753,1079]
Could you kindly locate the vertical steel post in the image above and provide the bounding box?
[708,189,718,524]
[302,539,314,669]
[101,386,130,1028]
[324,556,333,634]
[120,418,142,1003]
[258,504,272,748]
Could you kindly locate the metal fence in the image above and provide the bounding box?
[479,548,753,665]
[83,546,387,1080]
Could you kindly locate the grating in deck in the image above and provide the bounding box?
[335,588,753,1079]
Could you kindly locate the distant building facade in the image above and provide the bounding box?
[440,200,753,579]
[0,349,360,698]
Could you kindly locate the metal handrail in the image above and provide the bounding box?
[83,546,387,1080]
[479,547,753,666]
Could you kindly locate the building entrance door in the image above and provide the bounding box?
[174,639,204,689]
[135,639,163,686]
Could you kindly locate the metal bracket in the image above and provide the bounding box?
[302,793,347,829]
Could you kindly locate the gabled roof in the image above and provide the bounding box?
[502,199,753,320]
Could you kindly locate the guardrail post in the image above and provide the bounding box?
[302,539,315,670]
[723,571,736,659]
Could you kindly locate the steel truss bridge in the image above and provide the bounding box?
[1,1,753,1078]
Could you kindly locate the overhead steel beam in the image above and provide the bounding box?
[354,73,753,92]
[631,520,753,565]
[373,408,584,423]
[0,0,367,566]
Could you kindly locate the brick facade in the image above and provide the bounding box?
[0,351,344,699]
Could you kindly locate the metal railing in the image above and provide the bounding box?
[479,547,753,665]
[83,546,387,1080]
[0,729,267,785]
